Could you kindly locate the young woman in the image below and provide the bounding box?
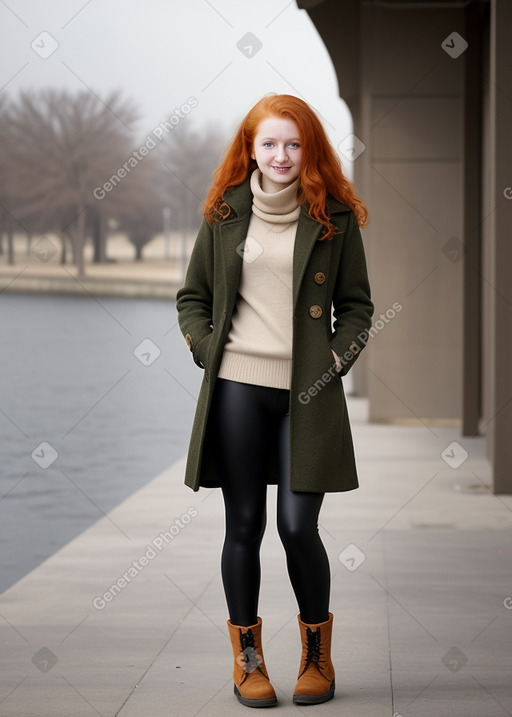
[176,94,373,708]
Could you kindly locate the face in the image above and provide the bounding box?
[251,116,302,193]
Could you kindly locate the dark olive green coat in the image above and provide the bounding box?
[176,176,373,493]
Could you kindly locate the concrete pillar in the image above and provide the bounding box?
[461,1,484,437]
[489,0,512,493]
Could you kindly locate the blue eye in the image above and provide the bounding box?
[263,142,273,148]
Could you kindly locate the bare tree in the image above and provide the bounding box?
[109,153,167,261]
[1,90,229,275]
[0,95,20,264]
[108,121,229,262]
[159,122,228,234]
[3,89,137,276]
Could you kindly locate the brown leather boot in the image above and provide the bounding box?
[293,612,335,704]
[227,616,278,708]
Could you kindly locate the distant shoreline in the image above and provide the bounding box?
[0,273,179,300]
[0,231,192,300]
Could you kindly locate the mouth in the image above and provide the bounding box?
[272,166,291,174]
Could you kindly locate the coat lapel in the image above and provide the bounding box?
[218,213,251,314]
[293,209,323,311]
[293,198,351,309]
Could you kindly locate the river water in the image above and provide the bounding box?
[0,294,201,593]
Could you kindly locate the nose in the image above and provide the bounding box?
[274,144,288,163]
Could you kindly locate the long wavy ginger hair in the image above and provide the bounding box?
[203,94,368,239]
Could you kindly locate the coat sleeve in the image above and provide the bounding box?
[175,218,214,369]
[329,211,374,376]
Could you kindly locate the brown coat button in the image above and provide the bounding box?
[185,333,193,350]
[309,305,322,319]
[314,272,326,285]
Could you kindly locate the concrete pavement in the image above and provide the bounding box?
[1,397,512,716]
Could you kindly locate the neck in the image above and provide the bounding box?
[250,169,300,222]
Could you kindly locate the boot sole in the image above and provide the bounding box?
[234,685,278,708]
[292,680,335,705]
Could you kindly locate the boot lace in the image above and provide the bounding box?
[299,627,322,676]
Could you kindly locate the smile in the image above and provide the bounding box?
[272,166,291,173]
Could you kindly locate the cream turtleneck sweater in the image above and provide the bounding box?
[217,168,300,389]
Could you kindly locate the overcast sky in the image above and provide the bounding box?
[0,0,353,171]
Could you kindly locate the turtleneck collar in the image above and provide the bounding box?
[250,169,301,224]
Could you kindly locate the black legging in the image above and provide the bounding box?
[209,377,331,627]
